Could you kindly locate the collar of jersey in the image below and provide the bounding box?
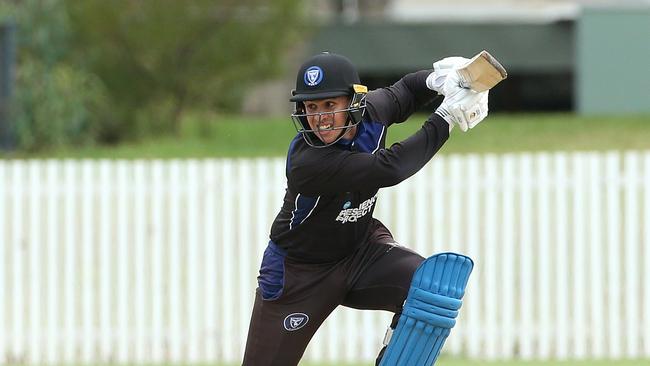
[335,121,365,149]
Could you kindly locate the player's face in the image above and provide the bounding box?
[304,96,355,144]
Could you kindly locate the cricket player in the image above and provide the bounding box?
[242,52,489,365]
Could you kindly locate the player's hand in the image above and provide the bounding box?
[435,88,489,132]
[425,57,470,95]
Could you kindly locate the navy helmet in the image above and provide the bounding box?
[290,52,367,147]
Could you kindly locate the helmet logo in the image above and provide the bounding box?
[304,66,323,86]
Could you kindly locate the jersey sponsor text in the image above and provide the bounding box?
[336,195,377,224]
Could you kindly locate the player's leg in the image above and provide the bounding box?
[378,252,474,366]
[340,219,422,364]
[242,242,343,365]
[242,288,338,365]
[342,219,423,313]
[341,219,473,365]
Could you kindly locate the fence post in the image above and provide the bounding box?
[0,22,16,151]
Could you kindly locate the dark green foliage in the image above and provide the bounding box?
[3,0,304,151]
[13,59,112,149]
[2,0,115,151]
[64,0,304,138]
[13,0,69,66]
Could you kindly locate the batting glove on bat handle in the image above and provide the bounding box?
[425,57,470,95]
[435,88,489,132]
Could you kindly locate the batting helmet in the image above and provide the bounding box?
[290,52,367,147]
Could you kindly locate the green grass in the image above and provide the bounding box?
[422,361,647,366]
[4,113,650,159]
[271,361,646,366]
[189,362,649,366]
[39,361,650,366]
[300,360,649,366]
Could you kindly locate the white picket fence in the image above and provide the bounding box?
[0,151,650,365]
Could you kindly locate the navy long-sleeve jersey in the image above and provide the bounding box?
[269,70,449,263]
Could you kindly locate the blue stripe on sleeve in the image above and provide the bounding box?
[289,194,320,229]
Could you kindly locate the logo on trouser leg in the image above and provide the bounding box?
[283,313,309,331]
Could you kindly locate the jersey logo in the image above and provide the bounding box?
[284,313,309,331]
[304,66,323,86]
[336,195,377,224]
[343,201,352,209]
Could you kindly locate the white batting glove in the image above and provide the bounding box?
[425,56,470,95]
[435,88,489,132]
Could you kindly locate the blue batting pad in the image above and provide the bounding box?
[379,252,473,366]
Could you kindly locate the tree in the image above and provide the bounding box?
[65,0,305,138]
[2,0,113,151]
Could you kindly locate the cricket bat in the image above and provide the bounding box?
[457,50,508,92]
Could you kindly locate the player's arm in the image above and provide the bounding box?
[290,113,450,195]
[365,70,438,126]
[364,61,470,125]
